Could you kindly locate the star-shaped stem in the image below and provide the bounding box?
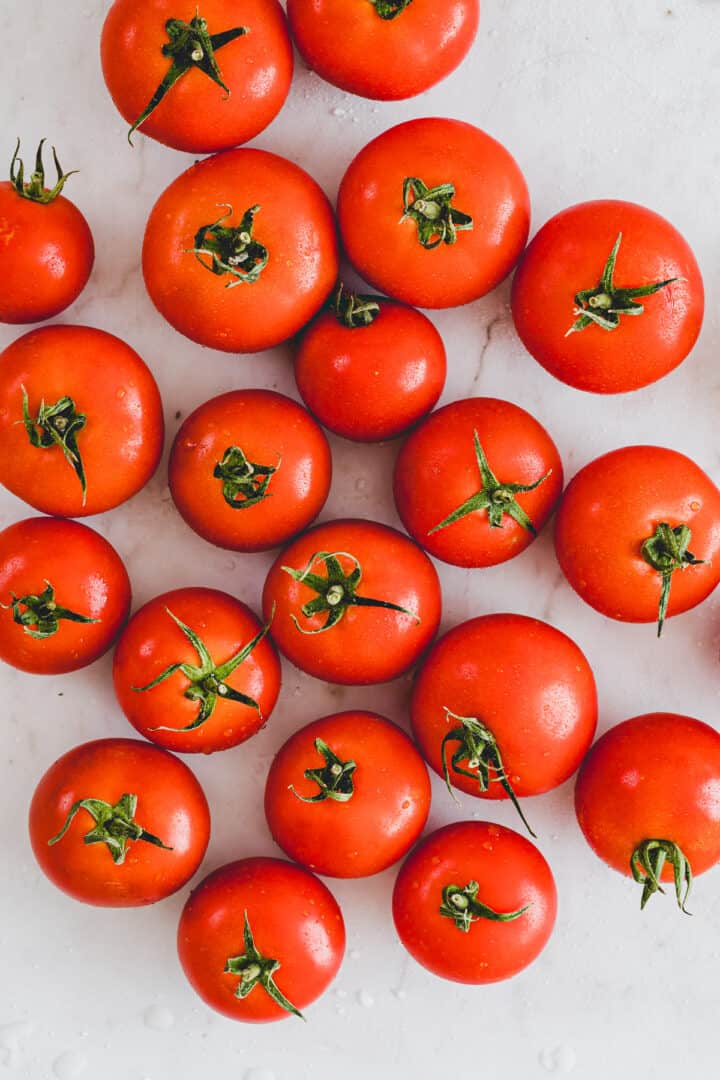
[1,579,98,640]
[630,838,692,914]
[225,911,305,1020]
[429,430,552,538]
[132,607,272,732]
[48,793,172,866]
[400,177,473,249]
[331,282,380,329]
[128,9,249,144]
[10,138,77,203]
[289,738,357,803]
[439,880,529,932]
[189,204,268,287]
[281,550,420,635]
[440,708,535,837]
[370,0,414,19]
[640,522,703,638]
[566,233,678,335]
[21,385,87,504]
[213,445,280,510]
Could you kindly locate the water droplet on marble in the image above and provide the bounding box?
[349,948,362,961]
[335,989,347,999]
[357,990,374,1008]
[539,1045,577,1073]
[0,1022,33,1068]
[354,477,367,492]
[392,988,407,1000]
[143,1005,175,1031]
[244,1069,276,1080]
[332,107,346,117]
[53,1050,88,1079]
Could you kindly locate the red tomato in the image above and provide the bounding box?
[555,445,720,635]
[411,615,597,832]
[0,325,163,518]
[0,516,131,675]
[511,200,704,393]
[394,397,563,567]
[113,587,280,755]
[29,738,210,907]
[0,140,93,324]
[101,0,293,153]
[337,118,529,309]
[287,0,479,101]
[575,713,720,912]
[294,285,446,442]
[177,857,345,1022]
[169,390,331,552]
[262,518,441,685]
[392,821,557,983]
[264,710,431,877]
[143,149,339,354]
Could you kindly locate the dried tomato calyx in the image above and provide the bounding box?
[400,177,473,249]
[331,282,381,329]
[641,522,703,638]
[439,880,529,932]
[225,911,305,1019]
[631,838,692,914]
[289,738,357,803]
[214,445,279,509]
[48,793,172,865]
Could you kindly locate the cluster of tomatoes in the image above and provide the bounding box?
[2,0,720,1025]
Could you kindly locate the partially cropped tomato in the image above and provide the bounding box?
[101,0,293,153]
[113,587,280,755]
[169,390,331,551]
[511,200,704,393]
[0,140,94,325]
[337,118,529,309]
[287,0,479,101]
[575,713,720,912]
[265,710,431,877]
[294,285,446,442]
[0,325,163,517]
[411,615,597,833]
[0,516,131,675]
[178,857,345,1022]
[143,149,338,354]
[262,519,441,685]
[393,821,557,983]
[394,397,563,567]
[555,445,720,636]
[29,738,210,907]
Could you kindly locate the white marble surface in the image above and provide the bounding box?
[2,2,720,1078]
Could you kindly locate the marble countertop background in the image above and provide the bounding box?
[2,1,720,1078]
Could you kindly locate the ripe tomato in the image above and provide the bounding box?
[555,445,720,636]
[264,710,431,877]
[337,118,529,309]
[0,140,94,324]
[101,0,293,153]
[394,397,563,568]
[262,518,441,685]
[0,516,131,675]
[113,587,280,755]
[29,738,210,907]
[143,149,338,354]
[575,713,720,912]
[287,0,479,101]
[169,390,331,552]
[511,200,704,394]
[294,285,446,442]
[411,614,597,833]
[392,821,557,983]
[177,857,345,1022]
[0,325,163,518]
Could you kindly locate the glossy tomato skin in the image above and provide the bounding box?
[294,300,446,442]
[143,149,339,353]
[113,587,281,755]
[262,519,442,685]
[29,738,210,907]
[337,118,530,309]
[575,713,720,881]
[393,821,557,983]
[169,390,331,551]
[0,183,94,324]
[0,516,131,675]
[287,0,479,101]
[101,0,293,153]
[511,200,704,393]
[178,857,345,1022]
[264,711,431,877]
[555,446,720,624]
[394,397,563,567]
[0,325,164,517]
[411,614,597,800]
